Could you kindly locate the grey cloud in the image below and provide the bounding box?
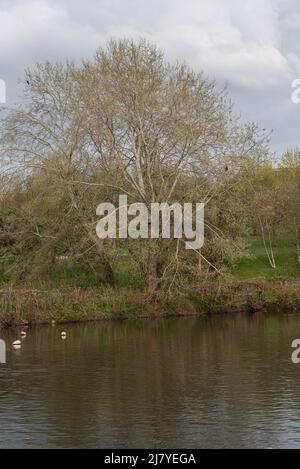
[0,0,299,155]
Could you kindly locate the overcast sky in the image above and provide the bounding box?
[1,0,300,157]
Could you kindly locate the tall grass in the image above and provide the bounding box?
[1,278,300,327]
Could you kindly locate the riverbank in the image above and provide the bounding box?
[1,278,299,327]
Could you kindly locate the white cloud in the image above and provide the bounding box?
[152,0,299,89]
[0,0,299,88]
[0,1,101,62]
[0,0,300,154]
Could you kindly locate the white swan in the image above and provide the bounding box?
[12,340,21,349]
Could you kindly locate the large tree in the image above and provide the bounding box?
[0,39,269,290]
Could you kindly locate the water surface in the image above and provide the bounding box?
[0,314,300,448]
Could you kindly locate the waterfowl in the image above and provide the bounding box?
[12,340,21,349]
[61,331,67,339]
[20,331,27,338]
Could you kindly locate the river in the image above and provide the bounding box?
[0,314,300,448]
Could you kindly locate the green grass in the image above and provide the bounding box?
[232,236,300,279]
[2,237,299,289]
[113,250,146,289]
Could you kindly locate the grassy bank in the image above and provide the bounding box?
[1,278,300,327]
[1,236,299,327]
[233,237,300,279]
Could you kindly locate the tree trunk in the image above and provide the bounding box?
[147,242,159,291]
[89,233,115,286]
[198,250,202,272]
[98,249,115,285]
